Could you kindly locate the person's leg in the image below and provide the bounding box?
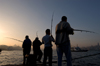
[23,55,26,65]
[63,42,72,66]
[34,51,38,61]
[37,50,43,62]
[48,47,52,66]
[56,45,63,66]
[43,48,47,66]
[23,51,26,65]
[26,51,31,65]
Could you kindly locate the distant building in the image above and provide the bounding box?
[98,43,99,46]
[74,43,100,51]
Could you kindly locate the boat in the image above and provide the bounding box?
[71,45,88,52]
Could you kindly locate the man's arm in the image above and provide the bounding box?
[38,40,42,45]
[55,23,74,35]
[50,35,55,42]
[42,37,44,44]
[22,40,25,48]
[30,40,32,49]
[22,40,25,51]
[66,22,74,35]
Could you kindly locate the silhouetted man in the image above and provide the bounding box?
[42,29,55,66]
[22,35,32,65]
[55,16,74,66]
[33,37,43,63]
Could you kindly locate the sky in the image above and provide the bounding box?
[0,0,100,49]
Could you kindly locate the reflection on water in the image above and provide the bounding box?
[0,50,100,66]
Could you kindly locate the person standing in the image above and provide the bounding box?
[42,29,55,66]
[33,37,43,63]
[55,16,74,66]
[22,35,32,65]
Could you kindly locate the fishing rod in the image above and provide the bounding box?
[50,13,96,34]
[36,31,38,37]
[74,29,97,34]
[5,37,33,45]
[5,37,23,42]
[56,28,97,34]
[51,12,54,35]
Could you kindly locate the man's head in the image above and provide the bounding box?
[35,37,39,40]
[61,16,67,22]
[45,29,50,35]
[25,35,29,39]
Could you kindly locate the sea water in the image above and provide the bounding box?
[0,50,100,66]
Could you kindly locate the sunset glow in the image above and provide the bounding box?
[0,0,100,48]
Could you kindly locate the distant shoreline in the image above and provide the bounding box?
[1,49,22,51]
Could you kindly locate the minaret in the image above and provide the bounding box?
[98,43,99,46]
